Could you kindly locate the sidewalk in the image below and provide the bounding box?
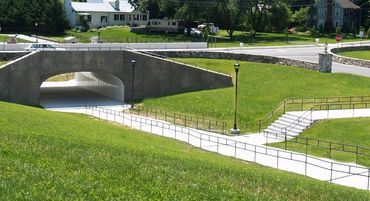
[78,106,370,191]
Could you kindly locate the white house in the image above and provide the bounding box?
[64,0,149,28]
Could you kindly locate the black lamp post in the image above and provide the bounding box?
[97,29,101,43]
[131,59,136,108]
[324,42,328,53]
[230,62,240,135]
[0,26,3,51]
[35,22,38,43]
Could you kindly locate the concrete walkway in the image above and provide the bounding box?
[78,106,370,191]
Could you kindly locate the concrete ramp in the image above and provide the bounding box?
[0,50,232,105]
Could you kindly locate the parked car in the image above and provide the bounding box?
[184,28,201,35]
[25,43,65,51]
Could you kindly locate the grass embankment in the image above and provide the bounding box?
[0,60,5,66]
[270,118,370,167]
[46,73,75,81]
[142,58,370,133]
[338,50,370,60]
[0,102,370,199]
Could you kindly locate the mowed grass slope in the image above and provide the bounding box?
[338,50,370,60]
[143,59,370,132]
[270,118,370,167]
[1,102,370,200]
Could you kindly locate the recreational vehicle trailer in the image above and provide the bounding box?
[146,19,185,33]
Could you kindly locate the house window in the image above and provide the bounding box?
[153,21,158,25]
[142,15,147,21]
[319,9,323,14]
[172,22,176,26]
[101,16,107,23]
[335,21,340,27]
[114,14,119,21]
[120,14,125,21]
[335,9,340,16]
[129,15,132,21]
[168,21,170,26]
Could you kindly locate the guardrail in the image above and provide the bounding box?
[85,105,370,190]
[257,95,370,133]
[266,131,370,165]
[127,106,227,134]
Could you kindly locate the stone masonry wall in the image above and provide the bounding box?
[154,51,320,71]
[330,46,370,68]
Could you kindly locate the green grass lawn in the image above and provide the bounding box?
[142,58,370,133]
[338,50,370,60]
[39,26,367,47]
[0,101,369,200]
[0,35,31,43]
[64,26,202,43]
[210,31,365,48]
[269,118,370,167]
[0,35,8,43]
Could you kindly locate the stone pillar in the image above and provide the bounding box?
[318,53,333,73]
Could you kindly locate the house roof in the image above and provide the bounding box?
[335,0,361,9]
[71,0,135,13]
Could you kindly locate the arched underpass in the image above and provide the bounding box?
[40,72,127,112]
[0,50,232,106]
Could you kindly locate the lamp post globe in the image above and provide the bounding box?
[230,62,241,135]
[324,42,328,53]
[35,22,39,43]
[131,60,137,108]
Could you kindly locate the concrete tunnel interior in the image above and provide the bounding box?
[40,71,127,110]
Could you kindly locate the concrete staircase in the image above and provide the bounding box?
[264,112,313,140]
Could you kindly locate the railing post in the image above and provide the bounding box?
[329,142,332,159]
[284,132,287,150]
[368,169,370,190]
[330,163,333,182]
[283,101,286,113]
[301,98,304,111]
[356,146,359,164]
[258,120,261,133]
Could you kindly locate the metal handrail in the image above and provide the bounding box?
[257,95,370,132]
[85,105,370,190]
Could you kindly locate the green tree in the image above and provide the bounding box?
[291,7,309,31]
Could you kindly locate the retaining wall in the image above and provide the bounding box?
[154,51,320,71]
[330,46,370,68]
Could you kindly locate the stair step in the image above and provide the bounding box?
[271,120,308,130]
[268,124,303,133]
[280,116,312,124]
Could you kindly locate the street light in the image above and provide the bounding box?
[0,26,4,51]
[97,29,101,43]
[324,42,328,53]
[131,59,136,108]
[35,22,38,43]
[230,62,240,135]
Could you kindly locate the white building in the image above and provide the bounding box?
[64,0,149,28]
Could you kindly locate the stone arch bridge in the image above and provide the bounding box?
[0,50,232,106]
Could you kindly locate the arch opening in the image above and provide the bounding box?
[40,71,128,112]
